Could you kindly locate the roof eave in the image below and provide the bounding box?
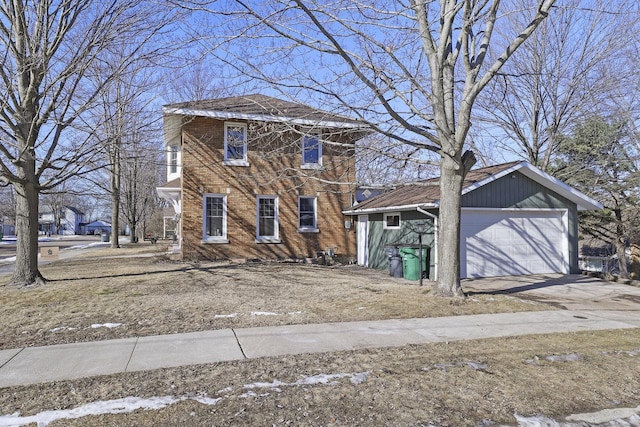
[343,203,438,215]
[163,107,368,130]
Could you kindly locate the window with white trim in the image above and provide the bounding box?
[169,145,178,174]
[224,122,248,165]
[298,196,318,232]
[203,194,228,243]
[383,212,401,230]
[257,196,279,242]
[302,131,322,167]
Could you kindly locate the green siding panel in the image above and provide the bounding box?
[368,211,435,278]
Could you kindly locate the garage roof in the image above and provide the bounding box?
[344,161,602,214]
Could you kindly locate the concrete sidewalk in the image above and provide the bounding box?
[2,309,640,388]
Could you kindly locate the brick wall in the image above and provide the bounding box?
[179,116,357,261]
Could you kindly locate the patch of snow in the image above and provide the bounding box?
[191,396,222,406]
[90,323,123,329]
[604,348,640,357]
[243,372,370,392]
[250,311,278,316]
[214,313,239,319]
[287,311,302,315]
[50,327,77,333]
[566,407,640,424]
[423,361,488,372]
[0,395,221,427]
[516,410,640,426]
[357,306,367,310]
[544,354,582,363]
[67,242,110,250]
[216,386,233,394]
[238,391,271,399]
[524,354,582,365]
[0,372,372,426]
[0,256,16,264]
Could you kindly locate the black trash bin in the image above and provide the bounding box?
[389,255,403,278]
[385,245,403,278]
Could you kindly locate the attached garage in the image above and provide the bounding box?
[344,161,602,280]
[461,209,569,278]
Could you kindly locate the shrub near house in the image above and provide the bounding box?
[158,94,368,262]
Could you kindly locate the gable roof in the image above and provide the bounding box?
[164,94,367,129]
[344,161,602,214]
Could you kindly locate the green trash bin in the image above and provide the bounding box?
[400,247,419,281]
[400,247,430,281]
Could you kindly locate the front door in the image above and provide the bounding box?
[357,215,369,266]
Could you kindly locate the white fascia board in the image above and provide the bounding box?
[516,163,603,211]
[343,203,437,215]
[163,107,367,130]
[461,161,603,211]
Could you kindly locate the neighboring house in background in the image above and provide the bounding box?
[38,206,86,235]
[85,220,112,235]
[157,94,368,261]
[160,207,178,240]
[344,161,603,279]
[0,219,14,237]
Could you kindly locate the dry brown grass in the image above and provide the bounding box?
[1,329,639,426]
[1,246,639,425]
[0,245,548,350]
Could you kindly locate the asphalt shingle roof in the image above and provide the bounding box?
[164,94,364,127]
[351,162,521,211]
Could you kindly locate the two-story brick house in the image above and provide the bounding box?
[157,94,368,261]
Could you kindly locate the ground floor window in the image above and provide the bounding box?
[203,194,227,243]
[298,196,318,232]
[257,196,279,242]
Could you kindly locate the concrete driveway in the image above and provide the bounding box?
[463,274,640,311]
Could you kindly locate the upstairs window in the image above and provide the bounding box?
[224,122,248,165]
[298,196,318,232]
[302,131,322,168]
[169,145,179,174]
[256,196,280,242]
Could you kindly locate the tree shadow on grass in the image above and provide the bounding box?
[45,262,249,282]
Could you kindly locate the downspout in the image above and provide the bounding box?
[417,207,438,281]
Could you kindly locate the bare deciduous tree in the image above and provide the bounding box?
[201,0,556,296]
[0,0,175,286]
[476,0,638,171]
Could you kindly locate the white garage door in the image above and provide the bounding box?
[460,209,568,278]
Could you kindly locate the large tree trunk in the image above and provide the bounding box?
[435,153,464,297]
[435,150,476,297]
[11,181,45,287]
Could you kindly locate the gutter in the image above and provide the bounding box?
[343,203,438,215]
[417,207,438,281]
